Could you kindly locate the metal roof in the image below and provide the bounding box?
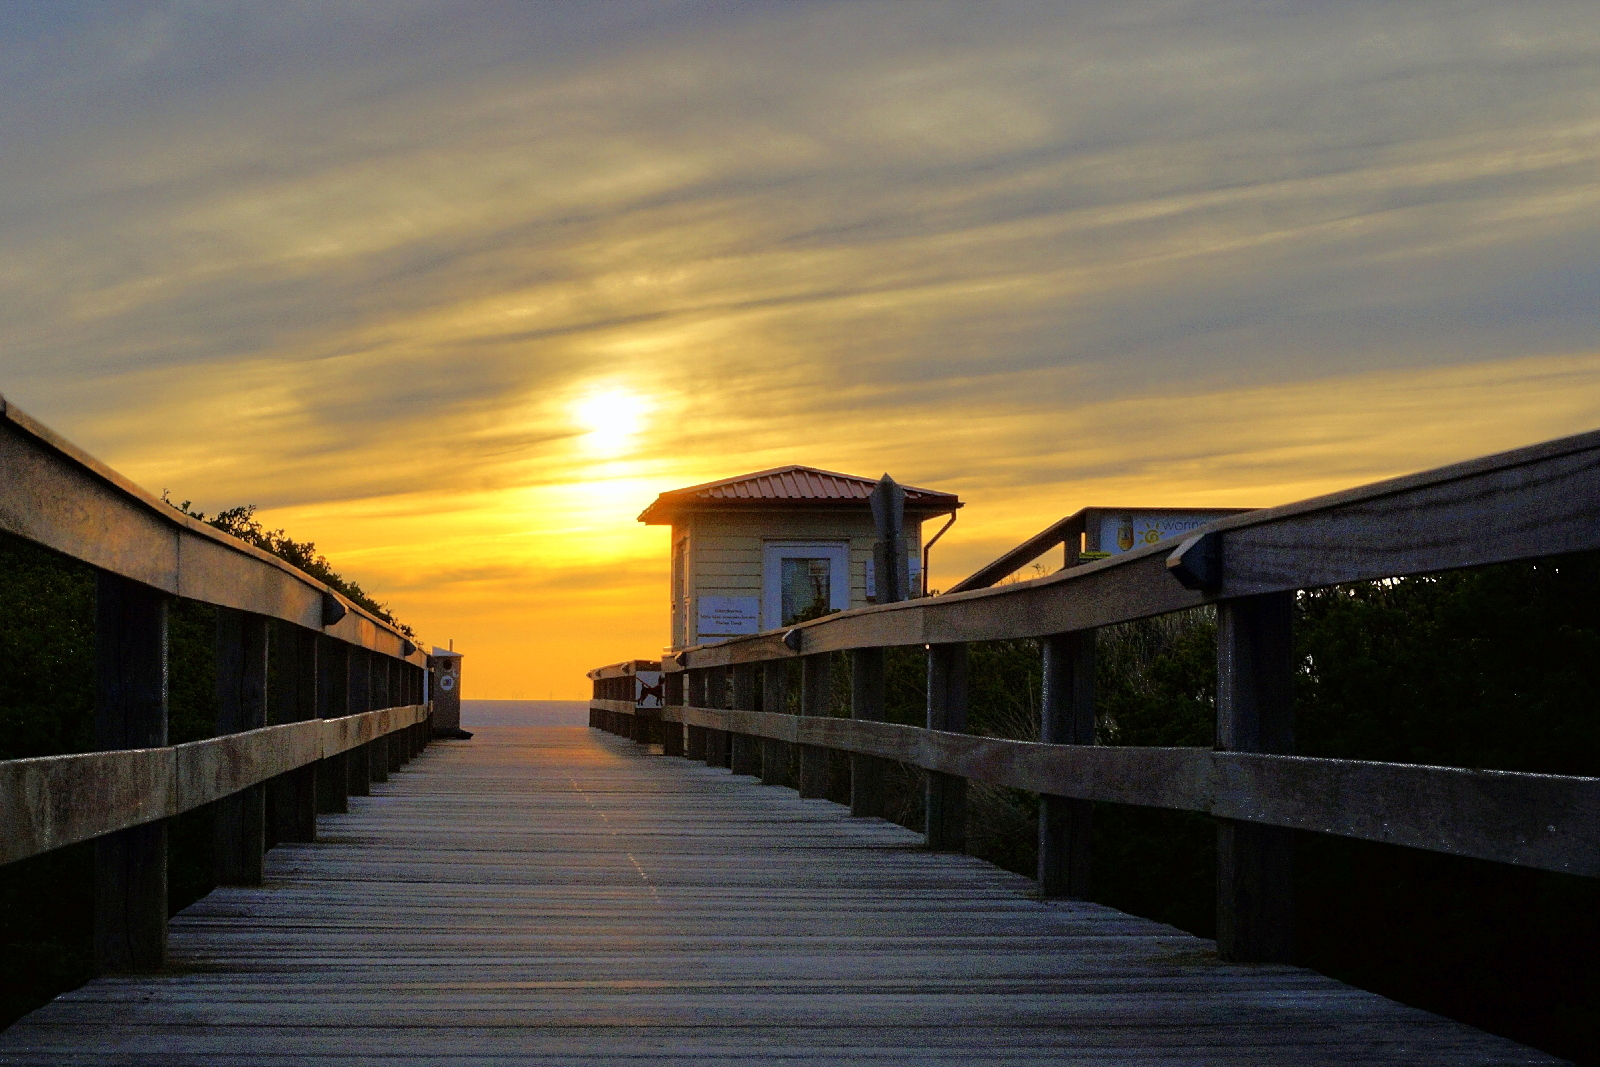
[638,465,961,524]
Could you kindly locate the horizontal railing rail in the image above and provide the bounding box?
[593,426,1600,966]
[619,703,1597,877]
[0,704,429,866]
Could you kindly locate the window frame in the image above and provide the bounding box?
[761,540,850,630]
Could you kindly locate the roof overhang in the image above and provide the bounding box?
[640,497,962,525]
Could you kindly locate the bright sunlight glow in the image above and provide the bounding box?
[572,387,650,456]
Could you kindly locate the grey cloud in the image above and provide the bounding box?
[2,0,1598,510]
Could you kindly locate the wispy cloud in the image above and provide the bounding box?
[3,1,1598,693]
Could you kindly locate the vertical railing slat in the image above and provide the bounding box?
[316,634,349,814]
[924,643,968,852]
[1215,592,1296,963]
[685,669,708,761]
[271,626,319,843]
[849,648,887,818]
[367,651,389,784]
[1038,631,1095,898]
[798,653,832,798]
[214,608,268,885]
[92,573,169,973]
[729,663,760,775]
[662,671,685,756]
[347,647,373,795]
[760,660,791,787]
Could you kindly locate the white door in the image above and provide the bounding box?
[762,542,850,630]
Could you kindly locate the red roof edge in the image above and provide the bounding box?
[638,465,961,524]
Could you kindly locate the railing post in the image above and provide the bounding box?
[662,672,685,757]
[797,653,832,798]
[387,663,405,772]
[925,643,968,851]
[270,626,319,843]
[685,669,708,761]
[849,648,886,818]
[1038,631,1094,897]
[316,635,348,814]
[704,666,730,768]
[729,663,760,775]
[214,608,268,885]
[395,660,414,762]
[93,573,169,973]
[1215,592,1296,963]
[368,652,389,784]
[346,646,372,797]
[760,660,792,787]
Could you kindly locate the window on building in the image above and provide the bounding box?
[762,542,849,629]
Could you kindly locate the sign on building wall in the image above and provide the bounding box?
[635,670,663,708]
[698,595,761,636]
[1094,513,1221,555]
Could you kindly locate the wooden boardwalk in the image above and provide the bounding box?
[0,726,1562,1065]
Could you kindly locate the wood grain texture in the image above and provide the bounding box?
[0,707,428,866]
[646,706,1600,876]
[0,724,1562,1064]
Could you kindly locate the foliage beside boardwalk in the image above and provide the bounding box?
[0,517,410,1031]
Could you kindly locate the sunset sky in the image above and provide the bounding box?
[4,2,1599,697]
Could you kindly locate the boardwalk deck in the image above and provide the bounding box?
[0,725,1564,1065]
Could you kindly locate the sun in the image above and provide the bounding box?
[572,387,650,456]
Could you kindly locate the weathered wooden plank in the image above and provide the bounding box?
[174,722,324,812]
[0,749,175,865]
[0,722,1561,1065]
[0,416,180,592]
[1213,753,1600,876]
[0,707,428,867]
[1216,430,1600,597]
[652,706,1600,876]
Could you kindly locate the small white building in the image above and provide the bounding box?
[638,465,962,650]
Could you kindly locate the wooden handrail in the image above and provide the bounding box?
[0,705,429,866]
[0,396,443,973]
[665,426,1600,668]
[618,703,1596,878]
[594,425,1600,964]
[0,394,422,663]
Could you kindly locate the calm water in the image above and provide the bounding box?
[459,699,590,727]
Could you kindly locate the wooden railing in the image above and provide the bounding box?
[587,660,662,739]
[0,394,435,973]
[593,427,1600,963]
